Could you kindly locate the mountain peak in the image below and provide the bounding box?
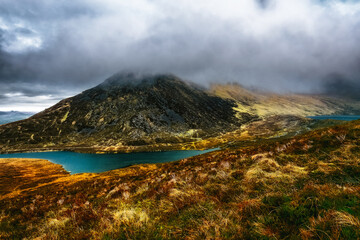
[97,72,180,90]
[0,72,245,153]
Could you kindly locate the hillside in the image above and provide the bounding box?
[1,119,359,239]
[1,73,360,154]
[211,83,360,117]
[0,73,251,153]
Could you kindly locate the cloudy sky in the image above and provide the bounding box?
[1,0,360,112]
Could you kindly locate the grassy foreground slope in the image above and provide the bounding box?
[1,120,360,239]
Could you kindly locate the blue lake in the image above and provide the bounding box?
[0,149,218,174]
[308,115,360,121]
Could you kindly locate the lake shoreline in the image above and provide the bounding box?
[0,138,223,154]
[1,115,358,155]
[307,115,360,121]
[0,148,219,174]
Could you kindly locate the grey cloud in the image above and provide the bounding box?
[0,0,360,111]
[256,0,274,9]
[0,0,95,22]
[323,73,360,100]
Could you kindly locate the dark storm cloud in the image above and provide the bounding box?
[323,73,360,100]
[256,0,274,9]
[1,0,360,111]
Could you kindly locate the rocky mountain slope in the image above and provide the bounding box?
[1,73,360,153]
[0,73,251,153]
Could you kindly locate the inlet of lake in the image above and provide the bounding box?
[1,115,359,174]
[0,149,218,174]
[308,115,360,121]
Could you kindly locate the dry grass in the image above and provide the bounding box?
[243,154,308,193]
[1,120,360,239]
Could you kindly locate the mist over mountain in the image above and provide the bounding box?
[324,75,360,100]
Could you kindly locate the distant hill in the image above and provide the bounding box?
[211,83,360,117]
[0,111,34,125]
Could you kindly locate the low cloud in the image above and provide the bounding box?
[1,0,360,110]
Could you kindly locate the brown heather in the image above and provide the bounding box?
[1,119,360,239]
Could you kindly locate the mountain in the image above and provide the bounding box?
[0,111,34,125]
[0,73,252,153]
[1,73,360,154]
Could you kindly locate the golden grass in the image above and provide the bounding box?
[243,154,308,192]
[1,120,360,239]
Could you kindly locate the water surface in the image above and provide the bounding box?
[308,115,360,121]
[0,149,218,174]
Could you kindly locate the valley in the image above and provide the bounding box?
[1,73,360,239]
[1,118,359,239]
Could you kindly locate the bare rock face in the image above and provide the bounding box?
[0,73,251,152]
